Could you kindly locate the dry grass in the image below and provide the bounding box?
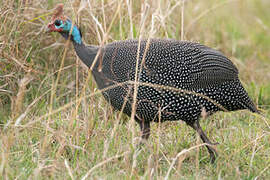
[0,0,270,179]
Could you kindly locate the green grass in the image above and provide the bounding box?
[0,0,270,179]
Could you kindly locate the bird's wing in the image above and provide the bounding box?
[141,40,239,90]
[185,43,239,89]
[100,39,239,90]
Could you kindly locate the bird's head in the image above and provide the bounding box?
[47,4,82,44]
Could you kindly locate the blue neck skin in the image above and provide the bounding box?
[57,20,82,44]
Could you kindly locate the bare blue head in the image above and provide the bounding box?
[48,19,82,44]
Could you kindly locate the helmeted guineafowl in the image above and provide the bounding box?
[47,4,258,163]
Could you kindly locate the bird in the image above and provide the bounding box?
[47,4,258,163]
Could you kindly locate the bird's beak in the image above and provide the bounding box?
[46,22,54,33]
[45,26,52,33]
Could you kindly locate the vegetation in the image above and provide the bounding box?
[0,0,269,179]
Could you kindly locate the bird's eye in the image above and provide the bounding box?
[54,20,62,26]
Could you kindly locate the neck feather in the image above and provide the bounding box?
[73,41,99,69]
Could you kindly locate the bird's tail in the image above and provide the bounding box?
[247,100,259,113]
[240,91,259,114]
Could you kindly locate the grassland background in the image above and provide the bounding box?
[0,0,270,179]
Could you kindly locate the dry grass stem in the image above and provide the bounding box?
[81,151,130,180]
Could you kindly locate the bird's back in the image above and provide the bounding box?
[91,39,257,122]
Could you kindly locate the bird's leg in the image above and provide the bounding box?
[189,120,218,163]
[133,118,150,149]
[135,117,151,142]
[139,120,150,141]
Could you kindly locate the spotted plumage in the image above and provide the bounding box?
[91,39,257,122]
[47,4,258,163]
